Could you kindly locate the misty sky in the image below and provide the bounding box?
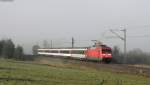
[0,0,150,54]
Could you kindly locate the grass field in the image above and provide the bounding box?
[0,58,150,85]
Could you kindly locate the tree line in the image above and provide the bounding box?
[112,46,150,64]
[0,39,24,60]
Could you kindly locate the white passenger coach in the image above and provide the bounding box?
[38,48,87,59]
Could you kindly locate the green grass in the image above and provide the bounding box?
[0,59,149,85]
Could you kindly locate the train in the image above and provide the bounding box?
[38,42,112,63]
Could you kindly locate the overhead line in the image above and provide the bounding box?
[106,35,150,39]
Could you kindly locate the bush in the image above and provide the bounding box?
[111,46,124,64]
[126,49,150,64]
[14,45,24,60]
[0,39,24,60]
[0,39,15,59]
[112,46,150,64]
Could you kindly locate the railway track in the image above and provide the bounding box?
[67,59,150,77]
[37,56,150,78]
[83,63,150,77]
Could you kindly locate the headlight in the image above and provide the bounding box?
[107,54,111,56]
[102,54,106,56]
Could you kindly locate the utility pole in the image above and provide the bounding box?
[50,40,53,48]
[72,37,74,48]
[121,29,127,64]
[110,28,127,64]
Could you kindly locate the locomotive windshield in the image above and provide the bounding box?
[102,49,112,53]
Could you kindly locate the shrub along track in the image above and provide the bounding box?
[37,56,150,78]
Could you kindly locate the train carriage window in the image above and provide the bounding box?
[60,50,70,54]
[38,50,50,53]
[45,50,51,52]
[72,50,84,54]
[51,50,59,53]
[38,50,44,52]
[39,50,49,52]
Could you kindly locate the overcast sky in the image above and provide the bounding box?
[0,0,150,54]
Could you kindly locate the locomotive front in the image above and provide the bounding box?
[85,41,112,63]
[101,45,112,63]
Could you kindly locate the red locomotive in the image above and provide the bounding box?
[86,44,112,63]
[38,41,112,63]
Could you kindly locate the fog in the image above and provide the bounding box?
[0,0,150,54]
